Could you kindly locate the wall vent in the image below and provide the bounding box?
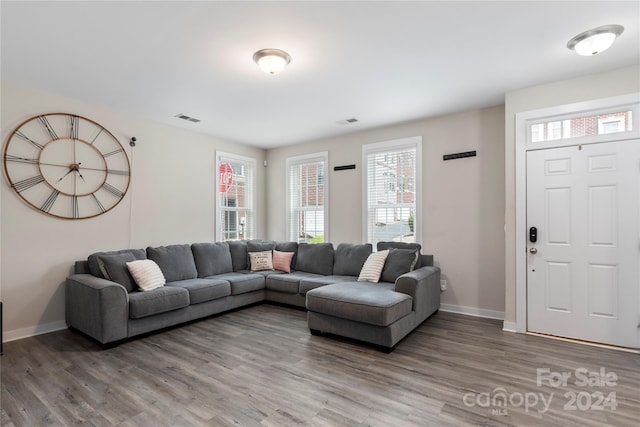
[336,118,359,125]
[174,113,201,123]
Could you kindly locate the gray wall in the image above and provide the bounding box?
[267,105,506,318]
[0,82,267,340]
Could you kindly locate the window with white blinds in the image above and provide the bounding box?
[286,152,328,243]
[216,152,256,241]
[362,137,421,247]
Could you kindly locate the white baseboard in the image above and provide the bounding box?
[502,321,517,333]
[439,303,505,320]
[3,320,67,343]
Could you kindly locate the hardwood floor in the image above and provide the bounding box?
[1,305,639,426]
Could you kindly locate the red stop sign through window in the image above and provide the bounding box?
[219,163,233,193]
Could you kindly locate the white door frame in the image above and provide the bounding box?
[514,93,640,333]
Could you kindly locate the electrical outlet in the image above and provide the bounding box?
[440,279,447,291]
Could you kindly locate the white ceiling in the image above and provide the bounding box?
[2,1,639,149]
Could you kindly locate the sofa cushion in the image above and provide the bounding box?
[210,272,265,295]
[272,250,295,273]
[147,244,197,282]
[95,252,138,292]
[127,259,166,291]
[333,243,372,276]
[377,242,423,268]
[295,243,334,275]
[226,240,248,271]
[381,248,420,283]
[358,250,389,283]
[298,275,358,294]
[128,286,189,319]
[306,283,412,327]
[266,272,320,294]
[191,242,234,277]
[166,278,231,304]
[88,248,146,278]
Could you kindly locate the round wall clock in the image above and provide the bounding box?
[2,113,130,219]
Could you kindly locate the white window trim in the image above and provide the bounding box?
[285,151,329,243]
[514,92,640,334]
[362,136,422,246]
[215,151,256,241]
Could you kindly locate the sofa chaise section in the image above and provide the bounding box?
[306,246,441,351]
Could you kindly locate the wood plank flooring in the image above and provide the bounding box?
[1,305,639,426]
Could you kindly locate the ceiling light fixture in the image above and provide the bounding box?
[567,24,624,56]
[253,49,291,75]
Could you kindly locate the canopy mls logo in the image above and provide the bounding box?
[463,367,619,417]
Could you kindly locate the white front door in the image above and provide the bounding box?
[527,140,640,348]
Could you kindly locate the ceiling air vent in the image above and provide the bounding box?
[174,113,201,123]
[336,118,359,125]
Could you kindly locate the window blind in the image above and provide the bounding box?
[287,153,328,243]
[216,153,255,241]
[364,142,418,247]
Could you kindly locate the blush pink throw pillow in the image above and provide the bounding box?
[272,250,295,273]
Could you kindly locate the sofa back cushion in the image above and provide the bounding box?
[88,248,146,278]
[98,252,138,292]
[226,240,248,271]
[191,242,234,277]
[376,241,423,268]
[295,243,334,275]
[147,244,197,282]
[333,243,372,276]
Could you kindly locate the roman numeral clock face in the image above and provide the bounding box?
[3,113,130,219]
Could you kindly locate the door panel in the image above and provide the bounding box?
[527,140,639,348]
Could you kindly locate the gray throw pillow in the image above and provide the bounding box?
[333,243,372,276]
[295,243,334,275]
[147,244,197,282]
[97,252,137,292]
[380,248,419,283]
[88,248,146,278]
[376,242,422,269]
[226,240,248,271]
[191,242,234,277]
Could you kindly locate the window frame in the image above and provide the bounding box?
[362,136,422,247]
[215,151,256,241]
[285,151,329,243]
[527,104,637,147]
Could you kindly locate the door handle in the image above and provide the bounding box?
[529,247,538,254]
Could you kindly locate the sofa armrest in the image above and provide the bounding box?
[65,274,129,344]
[394,266,441,323]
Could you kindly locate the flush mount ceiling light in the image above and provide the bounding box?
[253,49,291,75]
[567,24,624,56]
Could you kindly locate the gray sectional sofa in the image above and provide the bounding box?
[66,240,441,351]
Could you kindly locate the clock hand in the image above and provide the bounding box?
[5,155,71,168]
[74,163,86,182]
[55,167,75,183]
